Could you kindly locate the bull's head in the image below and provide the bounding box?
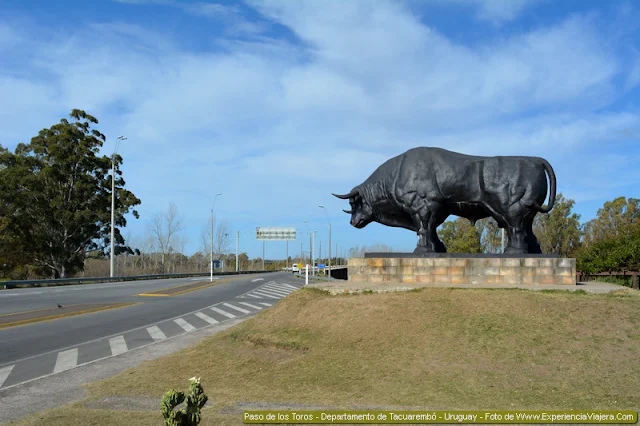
[332,188,374,229]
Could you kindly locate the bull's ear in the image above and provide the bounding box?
[332,189,359,199]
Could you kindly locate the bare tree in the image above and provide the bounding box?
[200,214,232,269]
[148,201,183,273]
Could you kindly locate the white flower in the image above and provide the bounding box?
[189,377,201,384]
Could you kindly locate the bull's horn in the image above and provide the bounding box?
[343,209,353,214]
[332,189,359,199]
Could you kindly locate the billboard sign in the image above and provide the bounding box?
[212,260,224,269]
[256,227,296,240]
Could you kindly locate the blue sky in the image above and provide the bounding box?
[1,0,639,260]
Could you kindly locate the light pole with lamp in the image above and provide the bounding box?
[110,136,127,278]
[210,193,222,282]
[319,205,331,276]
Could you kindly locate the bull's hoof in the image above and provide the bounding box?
[413,246,435,254]
[504,246,528,254]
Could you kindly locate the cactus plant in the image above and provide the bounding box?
[161,377,208,426]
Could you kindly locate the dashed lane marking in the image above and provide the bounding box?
[174,318,196,332]
[210,307,236,319]
[109,336,128,356]
[147,326,167,341]
[53,348,78,374]
[222,303,251,315]
[237,302,263,310]
[194,312,219,325]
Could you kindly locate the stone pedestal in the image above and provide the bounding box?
[348,254,576,287]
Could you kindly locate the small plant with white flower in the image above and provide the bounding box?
[160,377,208,426]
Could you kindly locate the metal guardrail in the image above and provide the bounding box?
[1,270,278,289]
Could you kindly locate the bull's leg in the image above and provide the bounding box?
[429,209,448,253]
[412,212,433,254]
[504,216,528,254]
[525,215,542,254]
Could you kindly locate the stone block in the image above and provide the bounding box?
[499,267,519,276]
[417,258,435,267]
[465,266,484,276]
[449,259,467,267]
[448,266,465,275]
[521,275,534,284]
[401,275,417,284]
[416,275,433,284]
[502,258,523,267]
[451,275,467,284]
[524,258,539,267]
[433,259,451,267]
[539,259,554,267]
[536,275,556,285]
[485,275,504,285]
[558,258,574,268]
[434,275,452,284]
[560,276,575,285]
[382,258,400,267]
[400,266,415,275]
[369,275,384,283]
[554,267,573,276]
[414,267,432,275]
[536,267,553,276]
[349,258,366,267]
[484,267,500,276]
[367,258,383,267]
[432,266,449,275]
[349,275,365,283]
[468,276,486,285]
[383,266,398,276]
[521,267,536,276]
[400,258,418,266]
[503,275,522,285]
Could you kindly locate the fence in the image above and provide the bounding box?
[576,271,639,290]
[2,270,277,289]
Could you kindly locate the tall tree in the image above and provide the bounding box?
[149,201,183,273]
[0,110,140,278]
[533,193,582,257]
[476,218,502,253]
[582,197,640,246]
[437,217,482,253]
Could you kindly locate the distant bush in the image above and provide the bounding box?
[577,233,640,274]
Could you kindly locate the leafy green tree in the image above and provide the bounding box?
[476,218,502,253]
[533,193,582,257]
[582,197,640,246]
[438,217,482,253]
[0,110,141,278]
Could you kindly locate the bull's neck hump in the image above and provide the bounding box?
[360,180,392,205]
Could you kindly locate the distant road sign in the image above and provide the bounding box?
[256,227,296,240]
[318,263,326,270]
[212,260,224,269]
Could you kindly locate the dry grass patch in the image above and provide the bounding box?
[10,288,640,425]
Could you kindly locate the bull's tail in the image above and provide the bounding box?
[528,158,556,213]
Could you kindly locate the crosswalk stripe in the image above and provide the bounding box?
[238,302,262,310]
[261,287,292,296]
[109,336,128,356]
[251,290,281,299]
[147,326,167,341]
[279,283,299,290]
[246,293,263,299]
[0,365,15,388]
[174,318,196,332]
[211,307,236,318]
[256,289,289,297]
[259,302,272,306]
[262,284,292,292]
[195,312,219,324]
[222,303,251,314]
[53,348,78,373]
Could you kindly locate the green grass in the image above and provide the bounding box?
[12,287,640,426]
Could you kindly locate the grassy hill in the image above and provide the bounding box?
[15,287,640,425]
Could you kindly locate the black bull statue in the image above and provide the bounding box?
[333,147,556,254]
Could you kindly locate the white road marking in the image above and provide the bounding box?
[174,318,196,332]
[238,302,262,310]
[250,290,281,299]
[210,307,236,318]
[109,336,128,355]
[259,287,291,296]
[53,348,78,373]
[222,303,251,314]
[147,326,167,341]
[259,302,273,307]
[195,312,219,324]
[246,293,263,298]
[0,365,15,387]
[251,278,264,282]
[279,283,299,290]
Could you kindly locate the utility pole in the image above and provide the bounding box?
[286,240,288,271]
[319,205,331,276]
[262,240,265,271]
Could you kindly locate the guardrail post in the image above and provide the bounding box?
[305,264,309,286]
[633,272,639,290]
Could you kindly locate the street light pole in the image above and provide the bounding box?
[319,205,331,276]
[110,136,126,278]
[304,220,314,276]
[210,193,222,282]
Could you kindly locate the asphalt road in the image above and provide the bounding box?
[0,271,301,388]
